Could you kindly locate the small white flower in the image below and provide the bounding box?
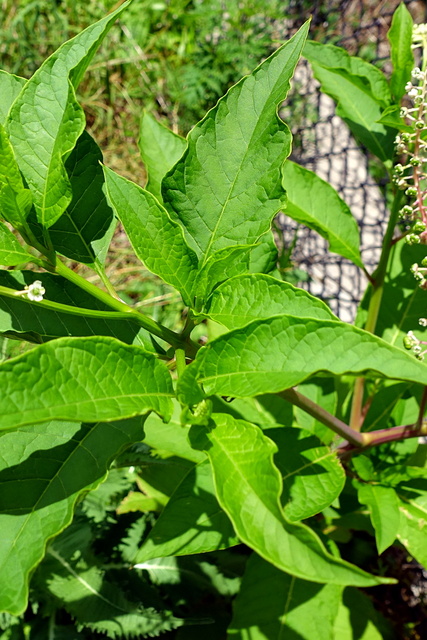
[26,280,45,302]
[420,318,427,327]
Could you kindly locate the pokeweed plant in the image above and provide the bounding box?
[0,1,427,637]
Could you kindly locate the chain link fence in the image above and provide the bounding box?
[277,0,427,321]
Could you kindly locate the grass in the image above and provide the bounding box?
[0,0,295,360]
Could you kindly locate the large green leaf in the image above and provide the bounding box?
[178,315,427,406]
[190,413,392,586]
[356,483,400,554]
[0,336,173,431]
[202,274,336,329]
[303,40,394,162]
[0,224,32,266]
[332,588,395,640]
[362,381,420,432]
[357,242,427,349]
[6,1,130,228]
[0,71,26,125]
[292,378,337,445]
[0,416,146,615]
[138,112,186,202]
[39,543,183,637]
[0,124,32,228]
[0,270,154,349]
[192,245,257,303]
[227,553,342,639]
[267,428,345,521]
[395,477,427,568]
[45,131,115,266]
[248,232,278,274]
[103,166,198,306]
[388,2,414,102]
[143,400,206,463]
[282,161,363,267]
[162,22,309,265]
[135,459,238,563]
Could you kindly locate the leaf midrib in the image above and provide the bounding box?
[200,37,302,265]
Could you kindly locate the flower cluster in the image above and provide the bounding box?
[393,66,427,246]
[393,26,427,288]
[404,318,427,360]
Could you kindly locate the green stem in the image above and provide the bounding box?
[94,261,122,301]
[279,388,367,447]
[175,347,186,377]
[280,387,427,453]
[350,189,403,430]
[418,387,427,428]
[0,284,134,320]
[369,189,403,316]
[363,421,427,447]
[43,257,192,351]
[349,377,365,432]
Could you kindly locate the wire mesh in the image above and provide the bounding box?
[278,0,427,322]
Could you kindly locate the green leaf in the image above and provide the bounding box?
[333,587,395,639]
[395,478,427,568]
[248,232,278,274]
[0,224,31,266]
[377,105,413,132]
[227,553,342,639]
[135,459,238,563]
[139,112,186,202]
[36,529,183,637]
[267,428,345,521]
[202,274,336,330]
[388,3,414,102]
[362,381,420,432]
[0,124,32,228]
[178,315,427,406]
[103,166,198,306]
[356,483,400,554]
[46,131,116,266]
[0,336,173,431]
[0,270,155,349]
[137,455,194,503]
[190,413,392,586]
[293,378,337,445]
[143,399,206,463]
[303,40,394,162]
[282,161,363,267]
[162,22,309,265]
[6,1,130,228]
[192,245,256,302]
[0,416,146,615]
[0,71,26,125]
[358,242,427,349]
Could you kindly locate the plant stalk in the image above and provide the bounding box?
[363,421,427,447]
[41,257,199,353]
[279,387,367,447]
[350,189,403,430]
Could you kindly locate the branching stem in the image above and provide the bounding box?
[281,386,427,454]
[279,387,367,447]
[350,190,403,430]
[36,257,200,355]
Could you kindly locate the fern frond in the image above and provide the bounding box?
[45,548,183,639]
